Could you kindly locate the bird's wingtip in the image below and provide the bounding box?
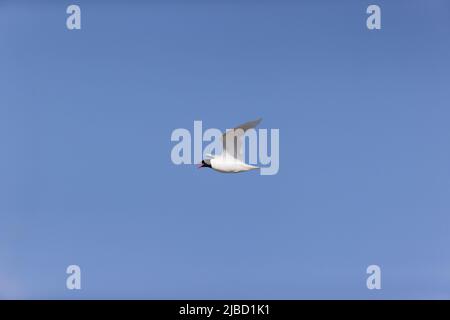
[253,117,262,125]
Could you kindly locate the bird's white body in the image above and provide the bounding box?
[198,118,262,174]
[210,156,259,173]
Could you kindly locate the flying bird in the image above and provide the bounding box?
[198,118,262,173]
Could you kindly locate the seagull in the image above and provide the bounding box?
[198,118,262,173]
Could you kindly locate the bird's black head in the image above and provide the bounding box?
[197,159,212,169]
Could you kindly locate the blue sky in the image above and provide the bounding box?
[1,0,450,299]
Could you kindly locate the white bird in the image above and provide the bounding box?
[198,118,261,173]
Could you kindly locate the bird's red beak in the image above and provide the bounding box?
[197,163,204,168]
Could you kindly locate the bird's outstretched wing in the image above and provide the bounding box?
[222,118,262,160]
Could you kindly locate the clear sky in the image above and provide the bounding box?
[1,0,450,299]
